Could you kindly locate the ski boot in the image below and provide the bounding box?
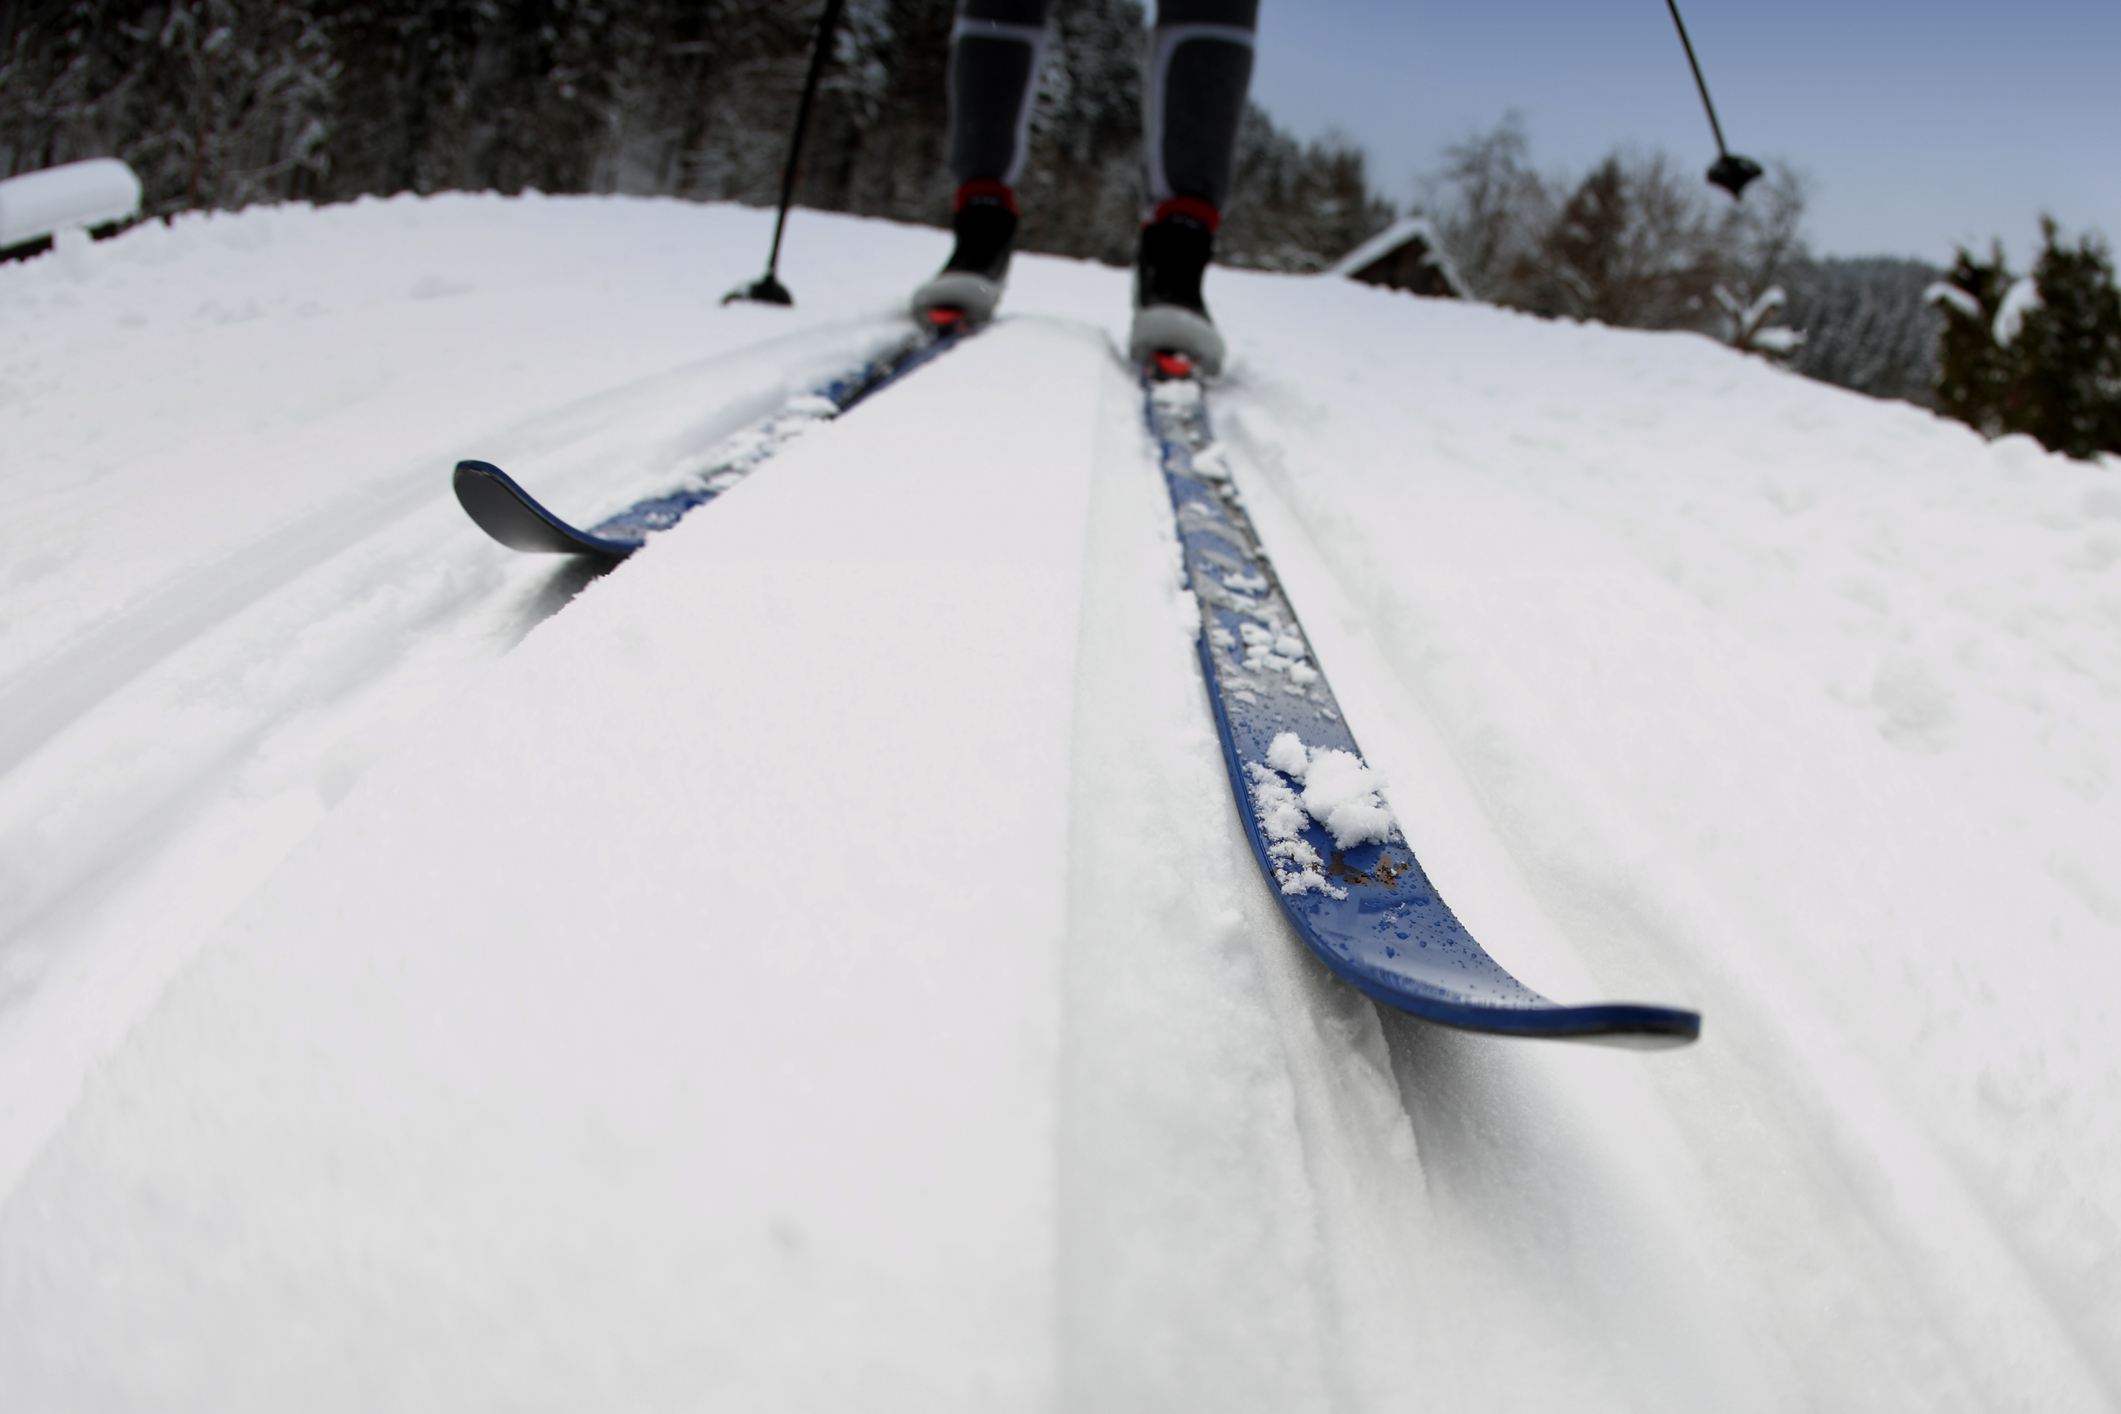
[1128,198,1226,377]
[911,181,1018,336]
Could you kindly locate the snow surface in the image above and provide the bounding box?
[2,192,2119,1409]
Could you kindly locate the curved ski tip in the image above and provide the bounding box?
[1517,1005,1702,1050]
[452,458,514,500]
[1365,980,1702,1049]
[1435,1007,1702,1050]
[1475,1002,1702,1050]
[1570,1011,1703,1050]
[453,459,631,558]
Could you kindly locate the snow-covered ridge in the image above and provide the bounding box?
[1,192,2116,1409]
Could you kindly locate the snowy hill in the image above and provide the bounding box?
[1,193,2117,1410]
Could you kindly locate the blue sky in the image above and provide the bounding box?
[1247,0,2121,267]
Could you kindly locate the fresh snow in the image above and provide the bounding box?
[1994,273,2045,346]
[1262,731,1398,849]
[2,191,2118,1410]
[1926,279,1984,320]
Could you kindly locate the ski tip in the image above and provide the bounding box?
[453,459,634,559]
[1362,982,1703,1049]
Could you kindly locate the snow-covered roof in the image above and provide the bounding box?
[1329,214,1465,296]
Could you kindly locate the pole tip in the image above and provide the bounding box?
[722,274,795,306]
[1707,153,1764,199]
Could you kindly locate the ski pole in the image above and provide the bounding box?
[1662,0,1762,199]
[725,0,847,305]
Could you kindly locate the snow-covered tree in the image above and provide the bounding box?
[4,0,1391,272]
[1218,108,1394,274]
[1931,244,2016,436]
[2009,219,2121,460]
[1930,222,2121,460]
[0,0,333,215]
[1777,256,1944,406]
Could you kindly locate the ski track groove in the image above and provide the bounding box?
[0,318,917,1198]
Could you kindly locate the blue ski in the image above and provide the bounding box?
[1142,356,1699,1046]
[455,324,966,557]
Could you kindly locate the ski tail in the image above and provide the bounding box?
[1142,355,1701,1047]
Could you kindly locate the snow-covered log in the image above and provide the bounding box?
[0,158,142,249]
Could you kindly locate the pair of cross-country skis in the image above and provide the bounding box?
[454,315,1702,1048]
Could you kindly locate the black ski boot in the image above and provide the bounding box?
[910,181,1019,333]
[1129,199,1226,375]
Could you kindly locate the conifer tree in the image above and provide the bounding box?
[2012,219,2121,460]
[1932,244,2015,437]
[2,0,1397,271]
[1933,223,2121,460]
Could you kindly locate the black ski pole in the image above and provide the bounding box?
[1662,0,1762,199]
[725,0,847,305]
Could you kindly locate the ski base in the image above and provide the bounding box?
[1142,359,1700,1047]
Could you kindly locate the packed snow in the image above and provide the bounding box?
[1,191,2118,1410]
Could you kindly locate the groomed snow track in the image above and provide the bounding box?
[1,194,2117,1412]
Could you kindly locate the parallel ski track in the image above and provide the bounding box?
[453,323,965,557]
[0,321,926,1191]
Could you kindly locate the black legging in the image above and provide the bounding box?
[947,0,1258,214]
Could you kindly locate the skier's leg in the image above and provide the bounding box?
[911,0,1056,329]
[1131,0,1258,374]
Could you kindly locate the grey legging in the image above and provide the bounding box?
[947,0,1258,213]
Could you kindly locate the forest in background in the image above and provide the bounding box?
[0,0,1389,271]
[1416,116,1947,408]
[7,0,2115,456]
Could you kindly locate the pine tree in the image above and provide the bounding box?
[1933,223,2121,460]
[1,0,333,213]
[1931,244,2014,437]
[2012,218,2121,460]
[1219,107,1393,273]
